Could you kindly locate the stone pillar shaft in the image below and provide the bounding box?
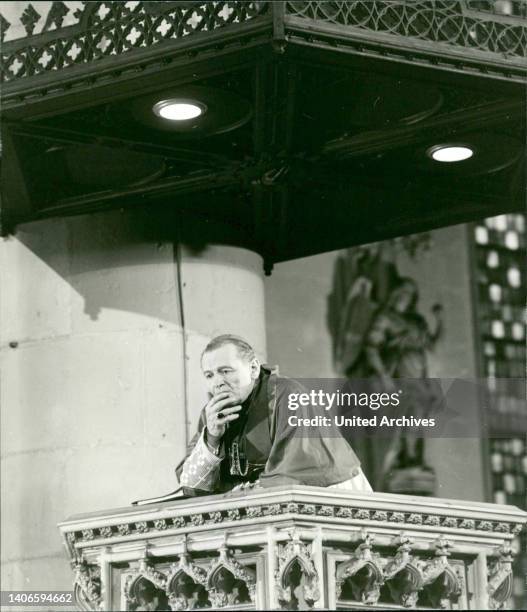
[1,210,266,592]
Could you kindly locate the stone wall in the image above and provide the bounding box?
[265,223,486,502]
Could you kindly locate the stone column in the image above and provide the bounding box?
[0,209,266,592]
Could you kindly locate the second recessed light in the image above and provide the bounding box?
[428,145,474,163]
[153,99,206,121]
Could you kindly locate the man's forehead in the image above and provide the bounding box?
[201,344,244,369]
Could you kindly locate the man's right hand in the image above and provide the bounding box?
[205,392,241,439]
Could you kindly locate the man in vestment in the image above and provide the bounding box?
[176,335,372,494]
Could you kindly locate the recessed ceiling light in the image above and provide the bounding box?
[428,145,473,163]
[152,99,206,121]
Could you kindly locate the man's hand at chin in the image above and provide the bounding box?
[214,391,240,407]
[205,391,242,441]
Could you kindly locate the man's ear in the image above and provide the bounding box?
[250,358,261,380]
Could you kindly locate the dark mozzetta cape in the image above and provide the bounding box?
[176,366,361,493]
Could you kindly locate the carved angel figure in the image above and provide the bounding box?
[328,243,444,491]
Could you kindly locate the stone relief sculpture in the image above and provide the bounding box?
[334,532,461,609]
[383,534,423,608]
[327,238,444,494]
[276,530,320,610]
[418,538,461,609]
[206,539,256,607]
[121,541,255,610]
[73,560,102,611]
[168,572,209,611]
[124,559,170,612]
[336,532,384,605]
[487,543,515,610]
[167,548,209,610]
[61,486,523,611]
[124,575,169,611]
[63,506,521,610]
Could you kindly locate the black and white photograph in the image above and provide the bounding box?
[1,1,526,610]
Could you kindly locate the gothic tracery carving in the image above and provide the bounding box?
[206,539,255,608]
[418,537,461,609]
[336,531,384,605]
[487,543,514,610]
[1,2,270,80]
[124,558,169,612]
[383,534,423,608]
[166,542,209,610]
[73,560,102,611]
[276,530,320,610]
[286,1,526,59]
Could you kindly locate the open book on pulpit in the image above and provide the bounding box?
[131,486,212,505]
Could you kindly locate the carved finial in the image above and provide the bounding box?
[264,259,274,276]
[43,2,69,31]
[218,532,229,560]
[288,528,301,544]
[73,6,87,21]
[394,533,413,561]
[359,529,375,551]
[0,13,11,43]
[20,4,41,35]
[393,532,412,548]
[496,542,514,563]
[434,537,453,560]
[179,534,189,557]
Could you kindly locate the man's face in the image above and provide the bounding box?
[201,344,259,404]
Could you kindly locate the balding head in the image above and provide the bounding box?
[201,334,255,365]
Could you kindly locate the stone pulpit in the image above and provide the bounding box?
[58,486,526,610]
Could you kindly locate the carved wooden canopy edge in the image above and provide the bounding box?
[0,1,272,88]
[284,0,527,61]
[1,1,526,96]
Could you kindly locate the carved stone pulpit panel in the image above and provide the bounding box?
[58,486,526,610]
[276,530,320,610]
